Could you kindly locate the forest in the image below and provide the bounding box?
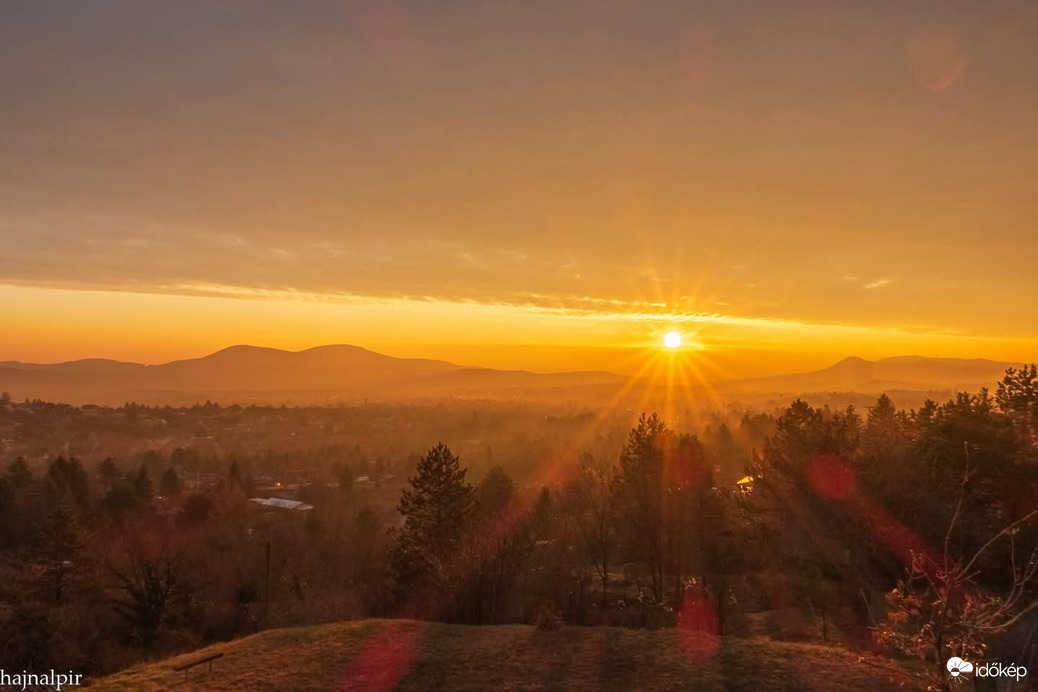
[0,366,1034,689]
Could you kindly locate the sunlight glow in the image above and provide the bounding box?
[663,331,682,349]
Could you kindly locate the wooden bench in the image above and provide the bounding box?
[173,651,224,680]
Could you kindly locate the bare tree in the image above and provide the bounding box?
[561,452,616,608]
[874,444,1038,688]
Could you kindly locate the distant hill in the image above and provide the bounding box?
[719,355,1026,395]
[0,345,626,405]
[0,347,1027,406]
[90,618,924,692]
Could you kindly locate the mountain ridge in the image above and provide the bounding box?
[718,354,1027,394]
[0,346,1029,406]
[0,344,626,405]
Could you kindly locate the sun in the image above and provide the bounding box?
[663,331,682,349]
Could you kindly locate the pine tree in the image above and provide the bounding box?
[130,465,152,500]
[45,456,90,508]
[475,466,514,516]
[613,413,669,602]
[996,364,1038,454]
[99,456,120,482]
[6,457,32,487]
[160,467,180,495]
[391,443,475,598]
[34,504,85,603]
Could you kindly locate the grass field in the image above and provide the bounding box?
[90,619,926,691]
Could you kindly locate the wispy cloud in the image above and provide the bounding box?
[863,279,893,289]
[841,275,894,290]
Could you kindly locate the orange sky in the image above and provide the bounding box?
[1,2,1036,377]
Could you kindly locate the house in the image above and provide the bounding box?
[248,497,314,512]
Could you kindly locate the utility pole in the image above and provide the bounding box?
[264,539,271,628]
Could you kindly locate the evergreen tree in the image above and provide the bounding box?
[391,443,475,603]
[531,486,554,536]
[612,413,669,602]
[102,483,139,517]
[475,466,514,516]
[228,458,242,489]
[996,364,1038,455]
[34,505,85,603]
[0,478,14,549]
[99,456,120,483]
[45,456,90,508]
[130,465,152,500]
[140,449,163,477]
[160,467,180,495]
[6,457,33,487]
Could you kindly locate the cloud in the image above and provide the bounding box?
[1,2,1037,342]
[841,275,893,290]
[863,279,893,289]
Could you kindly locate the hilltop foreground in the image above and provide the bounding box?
[91,619,924,691]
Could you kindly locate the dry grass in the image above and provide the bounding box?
[89,619,926,691]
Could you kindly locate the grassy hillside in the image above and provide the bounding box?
[90,619,926,691]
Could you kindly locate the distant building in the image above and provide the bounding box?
[248,497,314,512]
